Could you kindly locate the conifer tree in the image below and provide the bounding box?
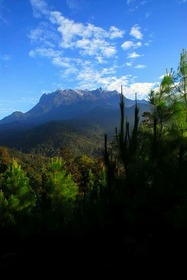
[43,157,78,228]
[0,159,35,225]
[178,49,187,112]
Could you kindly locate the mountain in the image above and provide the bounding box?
[0,88,151,156]
[0,88,148,125]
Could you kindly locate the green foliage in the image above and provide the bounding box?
[0,146,11,172]
[49,157,78,202]
[42,157,78,228]
[0,159,36,225]
[178,48,187,91]
[141,60,187,156]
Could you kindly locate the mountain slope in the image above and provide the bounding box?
[0,88,151,156]
[0,119,105,156]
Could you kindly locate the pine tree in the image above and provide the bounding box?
[42,157,78,229]
[0,159,36,225]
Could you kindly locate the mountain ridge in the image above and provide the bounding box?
[0,88,151,156]
[0,88,149,125]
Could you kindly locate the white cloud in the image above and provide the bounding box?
[74,65,155,101]
[71,63,129,91]
[144,40,152,46]
[105,76,130,92]
[78,38,116,58]
[109,26,125,39]
[52,57,72,68]
[122,82,157,100]
[121,41,134,50]
[29,47,62,58]
[29,23,58,47]
[48,11,120,58]
[135,64,146,68]
[77,73,131,92]
[121,40,142,50]
[76,67,102,88]
[130,24,143,39]
[30,0,49,17]
[49,11,124,49]
[137,42,142,47]
[29,26,44,41]
[126,0,147,12]
[127,52,142,58]
[102,45,117,57]
[29,1,124,63]
[50,11,85,48]
[76,38,90,48]
[159,74,165,79]
[29,47,82,71]
[96,56,106,64]
[28,0,152,100]
[63,67,78,76]
[78,79,156,100]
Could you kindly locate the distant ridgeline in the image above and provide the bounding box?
[0,88,151,156]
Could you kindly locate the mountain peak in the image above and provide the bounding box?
[0,88,149,125]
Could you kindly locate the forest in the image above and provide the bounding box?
[0,49,187,274]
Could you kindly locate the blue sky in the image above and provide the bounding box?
[0,0,186,120]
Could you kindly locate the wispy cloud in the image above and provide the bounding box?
[135,64,146,68]
[126,0,147,12]
[121,40,142,50]
[29,1,124,64]
[0,54,11,61]
[0,0,8,25]
[66,0,87,13]
[109,26,125,39]
[122,82,157,100]
[29,22,58,47]
[78,38,117,57]
[28,0,152,98]
[130,24,143,39]
[76,69,132,92]
[127,52,142,59]
[30,0,49,17]
[66,0,80,10]
[29,47,62,59]
[29,47,82,71]
[49,11,124,50]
